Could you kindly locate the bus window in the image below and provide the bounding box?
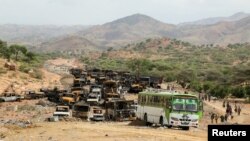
[185,99,198,112]
[153,96,160,106]
[172,98,185,111]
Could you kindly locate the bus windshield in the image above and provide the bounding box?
[172,98,198,112]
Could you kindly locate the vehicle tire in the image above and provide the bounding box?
[159,116,164,126]
[16,98,21,102]
[167,125,172,128]
[0,99,4,102]
[182,127,190,130]
[144,113,150,126]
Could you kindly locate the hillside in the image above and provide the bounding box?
[78,14,175,48]
[0,24,90,46]
[176,16,250,45]
[179,12,250,26]
[61,13,250,49]
[38,35,100,52]
[83,37,250,89]
[0,58,61,94]
[1,12,250,52]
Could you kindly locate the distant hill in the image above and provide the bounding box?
[78,14,175,47]
[75,13,250,47]
[175,15,250,45]
[1,12,250,52]
[37,35,100,52]
[0,24,90,45]
[179,12,250,26]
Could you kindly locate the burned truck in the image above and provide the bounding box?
[103,80,120,100]
[89,106,105,121]
[87,87,103,105]
[53,105,71,118]
[105,99,137,121]
[72,101,90,120]
[69,68,83,78]
[72,101,105,121]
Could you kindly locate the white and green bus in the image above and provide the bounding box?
[137,90,203,130]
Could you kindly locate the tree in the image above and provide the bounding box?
[26,52,36,62]
[245,85,250,96]
[107,47,113,52]
[190,81,202,93]
[231,86,245,98]
[9,45,27,61]
[203,82,213,93]
[0,40,11,61]
[210,85,229,98]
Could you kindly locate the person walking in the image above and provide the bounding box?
[214,114,218,124]
[234,105,237,113]
[211,113,215,123]
[224,114,228,122]
[238,106,241,116]
[223,101,226,108]
[220,115,225,123]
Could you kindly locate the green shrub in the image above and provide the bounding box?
[30,69,43,79]
[19,64,31,73]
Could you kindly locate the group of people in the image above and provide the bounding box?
[210,112,233,124]
[210,101,242,124]
[223,101,241,116]
[199,93,211,102]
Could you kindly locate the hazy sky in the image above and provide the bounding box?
[0,0,249,25]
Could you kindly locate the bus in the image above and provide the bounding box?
[137,89,203,130]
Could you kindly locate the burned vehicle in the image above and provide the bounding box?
[89,106,105,121]
[72,101,90,120]
[69,68,83,78]
[128,83,144,93]
[53,105,71,118]
[103,80,120,100]
[88,68,101,79]
[95,75,107,85]
[0,92,23,102]
[23,90,45,99]
[59,93,77,107]
[87,87,103,104]
[105,99,137,121]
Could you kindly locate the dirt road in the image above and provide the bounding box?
[2,121,207,141]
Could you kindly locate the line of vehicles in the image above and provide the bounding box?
[0,67,203,130]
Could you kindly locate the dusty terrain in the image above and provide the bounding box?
[1,58,250,141]
[0,59,62,94]
[2,99,249,141]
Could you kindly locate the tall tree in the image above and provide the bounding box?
[9,45,27,61]
[0,40,11,61]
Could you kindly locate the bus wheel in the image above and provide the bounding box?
[159,117,164,126]
[167,125,172,128]
[144,114,150,126]
[182,127,190,130]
